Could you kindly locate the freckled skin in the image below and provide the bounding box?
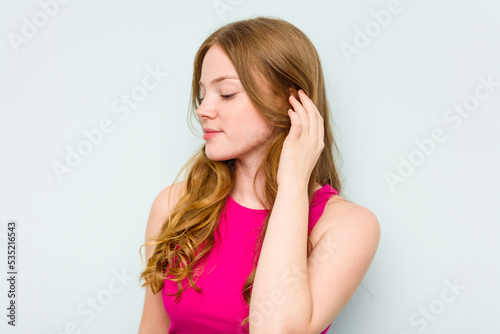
[196,45,274,163]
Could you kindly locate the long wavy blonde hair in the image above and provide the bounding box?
[139,16,344,330]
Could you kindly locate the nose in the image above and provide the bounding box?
[195,96,216,120]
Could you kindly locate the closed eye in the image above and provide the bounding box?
[221,94,235,100]
[198,93,236,103]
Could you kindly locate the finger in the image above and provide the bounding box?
[287,109,302,141]
[297,89,320,139]
[318,115,325,149]
[298,90,323,121]
[299,89,324,142]
[298,90,319,140]
[297,89,319,115]
[289,94,309,136]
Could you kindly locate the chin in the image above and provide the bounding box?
[204,148,234,162]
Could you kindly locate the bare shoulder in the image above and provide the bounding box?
[153,181,187,213]
[310,194,380,250]
[326,194,379,225]
[139,182,187,333]
[145,181,187,247]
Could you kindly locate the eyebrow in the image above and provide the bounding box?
[199,75,239,87]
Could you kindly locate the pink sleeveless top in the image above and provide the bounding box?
[162,184,339,333]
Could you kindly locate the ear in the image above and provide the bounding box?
[288,87,299,101]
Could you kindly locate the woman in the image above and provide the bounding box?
[138,16,380,334]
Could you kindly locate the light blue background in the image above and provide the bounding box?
[1,0,499,333]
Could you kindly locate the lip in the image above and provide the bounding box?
[203,127,220,133]
[203,131,222,140]
[203,128,222,140]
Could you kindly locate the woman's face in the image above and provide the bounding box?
[196,44,274,163]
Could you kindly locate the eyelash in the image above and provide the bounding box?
[199,94,235,103]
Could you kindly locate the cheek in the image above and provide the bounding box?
[257,119,274,137]
[247,125,272,146]
[234,102,273,139]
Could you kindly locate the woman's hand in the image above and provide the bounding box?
[276,89,325,189]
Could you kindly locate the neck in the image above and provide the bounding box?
[230,157,267,209]
[229,158,323,210]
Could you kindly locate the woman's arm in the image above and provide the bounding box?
[250,187,379,334]
[138,286,171,334]
[249,90,380,334]
[138,182,185,334]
